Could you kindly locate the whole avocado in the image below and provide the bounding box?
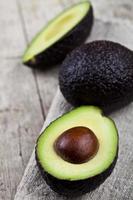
[59,40,133,110]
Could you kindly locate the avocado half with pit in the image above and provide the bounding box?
[23,1,93,68]
[36,106,118,196]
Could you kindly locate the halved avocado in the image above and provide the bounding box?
[36,106,118,196]
[23,1,93,68]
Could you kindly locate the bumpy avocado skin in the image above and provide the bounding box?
[36,151,118,196]
[59,41,133,111]
[24,6,93,68]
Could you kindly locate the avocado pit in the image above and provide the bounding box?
[54,126,99,164]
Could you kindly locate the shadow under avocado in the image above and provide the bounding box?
[36,151,118,197]
[103,95,133,115]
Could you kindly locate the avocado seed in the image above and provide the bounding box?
[54,126,99,164]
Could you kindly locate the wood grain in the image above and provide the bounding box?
[15,19,133,199]
[0,0,59,199]
[0,1,46,199]
[0,59,44,200]
[0,0,25,58]
[92,0,133,24]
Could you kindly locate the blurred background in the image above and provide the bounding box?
[0,0,133,199]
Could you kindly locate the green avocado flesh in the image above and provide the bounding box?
[23,2,91,63]
[36,106,118,181]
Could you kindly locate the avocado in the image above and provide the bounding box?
[59,40,133,111]
[36,106,118,196]
[23,1,93,68]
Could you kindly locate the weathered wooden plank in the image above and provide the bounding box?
[0,59,44,200]
[92,0,133,24]
[33,67,59,115]
[0,1,26,58]
[0,1,45,200]
[14,19,133,200]
[87,20,133,50]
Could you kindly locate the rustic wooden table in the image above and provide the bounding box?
[0,0,133,200]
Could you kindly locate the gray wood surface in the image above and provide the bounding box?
[0,0,59,199]
[14,18,133,200]
[0,0,133,200]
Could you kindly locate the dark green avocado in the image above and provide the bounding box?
[59,40,133,111]
[36,106,118,196]
[23,1,93,68]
